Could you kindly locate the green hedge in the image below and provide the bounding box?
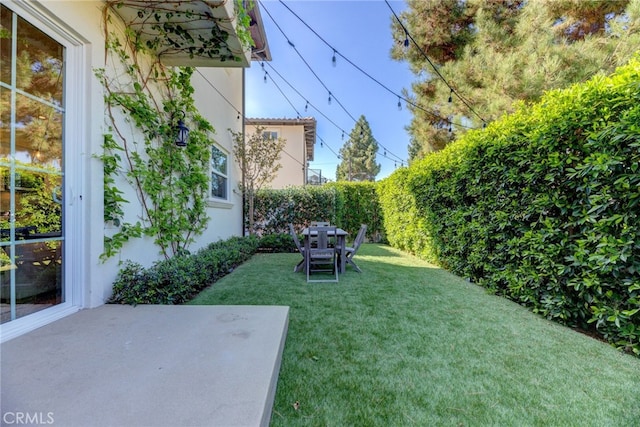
[380,56,640,355]
[326,181,384,241]
[108,236,259,305]
[377,167,436,262]
[247,184,384,240]
[257,233,297,253]
[247,186,340,235]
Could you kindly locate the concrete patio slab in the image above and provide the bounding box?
[1,304,289,427]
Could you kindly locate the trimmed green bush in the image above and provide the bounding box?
[108,235,259,305]
[247,186,340,235]
[326,181,384,242]
[380,56,640,355]
[377,167,435,262]
[247,183,384,240]
[258,233,297,253]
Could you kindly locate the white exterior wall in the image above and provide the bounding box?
[191,68,244,246]
[2,1,245,339]
[246,124,307,189]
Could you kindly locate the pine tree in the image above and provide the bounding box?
[391,0,640,158]
[336,115,381,182]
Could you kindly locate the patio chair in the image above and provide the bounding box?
[289,223,305,273]
[306,226,339,283]
[344,224,367,273]
[309,221,330,247]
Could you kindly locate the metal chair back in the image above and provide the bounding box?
[306,226,339,283]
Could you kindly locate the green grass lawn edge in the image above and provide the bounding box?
[189,244,640,426]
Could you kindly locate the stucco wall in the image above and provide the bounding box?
[191,68,244,246]
[17,1,245,310]
[246,123,307,189]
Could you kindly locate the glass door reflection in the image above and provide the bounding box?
[0,4,65,323]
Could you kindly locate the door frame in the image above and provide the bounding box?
[0,0,87,343]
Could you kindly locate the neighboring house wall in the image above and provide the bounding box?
[245,118,316,189]
[0,0,254,341]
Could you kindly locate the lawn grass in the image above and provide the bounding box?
[189,244,640,426]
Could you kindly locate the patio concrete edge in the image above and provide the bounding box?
[1,304,290,427]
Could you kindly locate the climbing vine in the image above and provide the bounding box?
[105,0,254,62]
[95,1,254,260]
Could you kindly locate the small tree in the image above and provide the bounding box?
[336,115,381,181]
[231,126,286,235]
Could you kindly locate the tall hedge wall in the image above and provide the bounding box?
[377,168,436,262]
[326,182,384,241]
[380,56,640,355]
[247,186,341,235]
[247,183,383,240]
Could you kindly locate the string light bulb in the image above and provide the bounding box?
[320,140,323,147]
[448,89,453,103]
[403,31,409,48]
[305,101,309,112]
[341,131,344,140]
[332,49,337,67]
[263,72,267,83]
[328,91,332,105]
[397,97,402,110]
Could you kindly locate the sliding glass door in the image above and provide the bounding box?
[0,4,65,323]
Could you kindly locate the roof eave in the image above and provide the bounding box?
[112,0,269,67]
[246,118,316,161]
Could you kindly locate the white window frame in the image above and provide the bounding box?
[210,144,229,202]
[262,130,278,140]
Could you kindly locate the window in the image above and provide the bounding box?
[210,145,227,200]
[262,131,278,140]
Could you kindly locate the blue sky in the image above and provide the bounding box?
[245,0,413,181]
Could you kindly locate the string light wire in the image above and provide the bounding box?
[384,0,487,125]
[275,0,476,132]
[260,1,358,123]
[260,0,409,164]
[263,61,405,165]
[195,69,306,169]
[263,64,383,164]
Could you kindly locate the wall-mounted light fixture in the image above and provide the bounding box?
[175,111,189,147]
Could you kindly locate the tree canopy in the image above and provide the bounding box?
[336,115,381,182]
[391,0,640,159]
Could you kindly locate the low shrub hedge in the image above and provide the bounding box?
[257,233,297,253]
[108,235,259,305]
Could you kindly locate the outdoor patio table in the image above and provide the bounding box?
[301,227,349,274]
